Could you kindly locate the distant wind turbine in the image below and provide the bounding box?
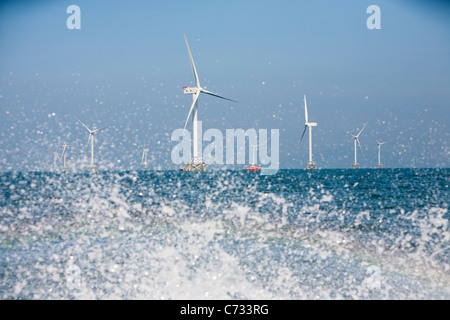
[299,95,318,169]
[245,144,260,171]
[181,34,236,171]
[376,140,387,168]
[347,122,368,169]
[141,144,149,170]
[77,118,107,172]
[61,141,69,172]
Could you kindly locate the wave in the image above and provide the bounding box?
[0,169,448,299]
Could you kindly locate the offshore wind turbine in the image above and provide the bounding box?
[141,144,149,170]
[245,144,260,171]
[347,122,368,169]
[376,140,387,169]
[61,141,69,172]
[181,34,236,171]
[77,118,106,172]
[299,95,318,169]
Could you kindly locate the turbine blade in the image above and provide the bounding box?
[184,34,200,87]
[299,125,307,146]
[357,138,365,159]
[357,122,368,137]
[183,91,200,131]
[86,134,92,149]
[200,89,237,102]
[141,150,145,164]
[54,150,61,162]
[76,117,91,133]
[92,127,107,133]
[304,95,308,124]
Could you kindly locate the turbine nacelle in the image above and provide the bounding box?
[306,122,318,127]
[183,86,200,94]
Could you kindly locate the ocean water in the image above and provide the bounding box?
[0,168,448,300]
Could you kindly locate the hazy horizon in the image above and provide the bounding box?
[1,0,449,171]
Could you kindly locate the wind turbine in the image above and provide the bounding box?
[299,95,318,169]
[245,144,260,171]
[181,34,236,171]
[61,141,69,172]
[376,140,387,168]
[141,144,149,170]
[77,118,106,172]
[347,122,367,169]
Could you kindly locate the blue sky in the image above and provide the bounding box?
[0,0,449,170]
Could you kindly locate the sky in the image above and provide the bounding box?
[0,0,449,171]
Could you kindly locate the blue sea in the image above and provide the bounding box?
[0,169,448,299]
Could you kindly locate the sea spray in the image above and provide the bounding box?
[0,169,448,299]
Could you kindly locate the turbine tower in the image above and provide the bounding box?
[376,140,387,169]
[77,118,106,172]
[181,34,236,171]
[245,144,260,171]
[141,144,149,170]
[347,122,367,169]
[299,95,318,169]
[61,141,69,172]
[53,148,60,171]
[251,145,258,167]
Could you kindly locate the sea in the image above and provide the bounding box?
[0,168,448,300]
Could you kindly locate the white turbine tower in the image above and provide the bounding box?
[347,122,368,169]
[141,144,149,170]
[61,141,69,172]
[245,144,260,171]
[299,95,318,169]
[77,118,106,172]
[53,148,61,171]
[251,144,258,167]
[376,140,387,169]
[181,34,236,171]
